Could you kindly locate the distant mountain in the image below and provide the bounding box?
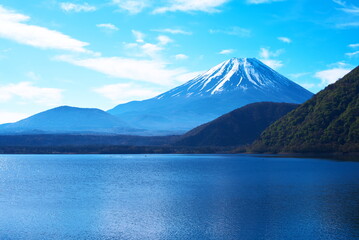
[176,102,298,147]
[252,66,359,153]
[0,106,135,134]
[108,58,313,134]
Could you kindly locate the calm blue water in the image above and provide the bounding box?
[0,154,358,240]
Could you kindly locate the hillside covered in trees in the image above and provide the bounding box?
[176,102,298,147]
[251,66,359,153]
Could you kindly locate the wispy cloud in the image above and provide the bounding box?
[96,23,119,31]
[124,42,162,59]
[0,5,93,53]
[55,55,188,86]
[124,32,173,58]
[152,28,192,35]
[219,49,234,55]
[346,51,359,57]
[298,82,316,90]
[349,43,359,48]
[260,59,283,70]
[342,7,359,14]
[175,54,188,60]
[157,35,173,45]
[259,47,284,69]
[289,72,310,79]
[314,67,351,86]
[175,71,204,83]
[336,22,359,28]
[259,47,283,58]
[346,43,359,57]
[111,0,149,14]
[278,37,291,43]
[132,30,145,43]
[333,0,359,28]
[26,71,41,81]
[94,83,161,103]
[335,1,359,14]
[153,0,230,14]
[60,2,97,12]
[0,82,63,106]
[209,26,251,37]
[333,0,346,7]
[247,0,285,4]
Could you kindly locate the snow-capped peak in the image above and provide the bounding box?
[156,57,304,99]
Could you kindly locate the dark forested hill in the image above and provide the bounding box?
[176,102,298,147]
[251,66,359,153]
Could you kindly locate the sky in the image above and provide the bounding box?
[0,0,358,123]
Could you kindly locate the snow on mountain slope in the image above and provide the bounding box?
[156,58,306,99]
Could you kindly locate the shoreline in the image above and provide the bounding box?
[0,145,358,161]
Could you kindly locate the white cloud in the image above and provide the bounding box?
[289,72,310,78]
[339,4,359,14]
[298,82,315,90]
[96,23,119,31]
[247,0,285,4]
[60,2,96,12]
[349,43,359,48]
[333,0,346,7]
[112,0,148,14]
[346,51,359,57]
[124,33,173,58]
[259,47,283,58]
[152,28,192,35]
[140,43,163,58]
[157,35,173,45]
[175,54,188,60]
[219,49,234,54]
[132,30,145,43]
[331,61,350,67]
[336,22,359,28]
[94,83,161,103]
[259,47,284,69]
[153,0,230,14]
[260,48,270,58]
[333,0,359,28]
[346,44,359,56]
[314,68,351,86]
[0,5,92,53]
[175,71,204,83]
[0,111,29,124]
[278,37,291,43]
[0,82,63,106]
[26,71,41,81]
[55,55,188,86]
[209,26,251,37]
[260,59,283,70]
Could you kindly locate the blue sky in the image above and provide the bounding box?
[0,0,358,123]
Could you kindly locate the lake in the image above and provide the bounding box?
[0,154,358,240]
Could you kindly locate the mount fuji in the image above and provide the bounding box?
[108,58,313,134]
